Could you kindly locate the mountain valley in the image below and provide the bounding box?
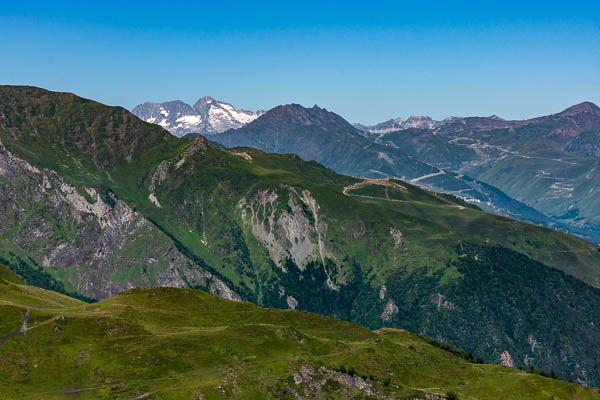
[366,102,600,243]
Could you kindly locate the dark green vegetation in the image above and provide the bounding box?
[1,267,598,399]
[381,243,600,384]
[1,86,600,385]
[0,254,94,303]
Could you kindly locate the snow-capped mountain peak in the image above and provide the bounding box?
[353,115,460,134]
[132,97,263,137]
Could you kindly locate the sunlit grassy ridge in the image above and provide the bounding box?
[0,267,598,400]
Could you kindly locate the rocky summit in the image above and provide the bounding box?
[354,115,462,133]
[131,96,263,137]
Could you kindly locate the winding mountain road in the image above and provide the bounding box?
[342,177,407,196]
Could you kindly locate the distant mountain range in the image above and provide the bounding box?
[214,103,454,183]
[354,115,464,133]
[132,94,600,243]
[375,102,600,242]
[131,96,263,137]
[206,100,600,244]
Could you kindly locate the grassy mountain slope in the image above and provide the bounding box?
[347,180,600,285]
[375,103,600,244]
[0,86,238,301]
[0,267,597,399]
[477,153,600,240]
[214,104,469,190]
[2,86,600,385]
[212,101,598,247]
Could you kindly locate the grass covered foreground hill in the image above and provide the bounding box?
[0,266,598,400]
[1,86,600,385]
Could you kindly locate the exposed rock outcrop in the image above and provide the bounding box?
[500,350,515,367]
[381,299,399,321]
[290,365,377,398]
[0,140,237,301]
[238,186,330,270]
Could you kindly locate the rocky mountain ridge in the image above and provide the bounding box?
[131,96,263,137]
[354,115,461,133]
[357,101,600,137]
[0,134,237,301]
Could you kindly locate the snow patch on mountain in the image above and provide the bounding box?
[355,115,461,134]
[132,97,264,137]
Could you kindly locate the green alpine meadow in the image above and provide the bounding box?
[1,264,599,399]
[0,86,600,397]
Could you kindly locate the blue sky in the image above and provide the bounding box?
[1,1,599,123]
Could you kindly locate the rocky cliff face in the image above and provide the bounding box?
[0,138,237,300]
[238,185,330,271]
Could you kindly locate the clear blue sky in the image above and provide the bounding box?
[1,1,599,123]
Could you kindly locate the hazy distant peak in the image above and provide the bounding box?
[356,114,457,134]
[560,101,600,116]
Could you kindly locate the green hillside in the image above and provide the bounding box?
[0,266,597,399]
[211,102,586,244]
[376,104,600,244]
[1,86,600,385]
